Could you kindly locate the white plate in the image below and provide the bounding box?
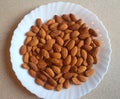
[10,2,112,99]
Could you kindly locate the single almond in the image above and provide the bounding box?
[70,13,77,21]
[47,77,57,87]
[61,47,68,59]
[90,47,99,57]
[63,72,73,79]
[21,63,29,69]
[53,43,61,52]
[70,46,78,56]
[64,29,72,34]
[45,68,55,77]
[50,58,60,65]
[85,69,95,77]
[58,77,65,84]
[46,34,52,40]
[85,37,92,45]
[31,26,39,33]
[66,40,75,50]
[29,56,38,64]
[28,62,38,71]
[69,23,80,30]
[37,73,47,81]
[41,49,50,59]
[63,33,70,41]
[42,24,48,31]
[63,80,70,88]
[50,30,61,37]
[84,45,92,51]
[39,28,46,39]
[78,66,87,74]
[77,40,84,48]
[87,54,94,65]
[23,52,29,63]
[89,28,98,37]
[56,36,64,46]
[37,59,47,70]
[78,75,88,82]
[62,14,71,21]
[44,39,55,50]
[20,45,26,55]
[93,39,101,47]
[56,84,63,91]
[70,66,77,72]
[49,23,58,30]
[50,52,61,59]
[70,56,77,66]
[54,73,63,80]
[54,15,63,23]
[36,18,42,28]
[44,83,54,90]
[70,31,80,38]
[61,65,71,73]
[58,23,68,30]
[35,78,44,86]
[26,31,36,36]
[24,37,32,45]
[52,66,61,74]
[46,19,55,25]
[71,77,81,85]
[28,37,39,46]
[81,49,87,60]
[63,55,71,65]
[29,69,36,77]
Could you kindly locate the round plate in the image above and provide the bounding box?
[10,2,112,99]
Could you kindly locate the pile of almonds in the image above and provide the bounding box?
[20,13,100,91]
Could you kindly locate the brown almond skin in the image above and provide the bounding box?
[78,75,88,82]
[47,77,57,87]
[70,56,77,66]
[70,31,80,38]
[69,24,80,30]
[41,49,50,59]
[49,23,58,30]
[53,43,61,52]
[56,84,63,91]
[70,46,78,56]
[89,28,98,37]
[28,62,38,71]
[76,19,82,25]
[76,48,81,57]
[42,24,48,31]
[77,40,84,48]
[20,45,26,55]
[21,63,29,69]
[70,13,77,21]
[84,45,92,51]
[50,30,61,37]
[85,37,92,45]
[29,56,38,64]
[31,26,39,33]
[23,52,29,63]
[87,54,94,65]
[35,78,44,86]
[37,59,47,70]
[66,40,75,50]
[63,72,73,79]
[93,39,101,47]
[63,55,71,65]
[29,69,36,77]
[78,66,87,74]
[24,37,32,45]
[54,15,63,23]
[51,66,61,74]
[62,14,71,21]
[70,66,77,72]
[37,73,47,81]
[39,28,46,38]
[71,77,82,85]
[93,56,98,64]
[85,69,95,77]
[44,83,54,90]
[56,36,64,46]
[63,80,70,88]
[46,19,55,25]
[50,58,60,65]
[61,65,71,73]
[45,68,55,77]
[58,23,68,30]
[26,31,36,36]
[28,37,39,46]
[50,53,61,59]
[81,49,87,60]
[36,18,42,28]
[44,39,55,50]
[90,47,99,57]
[63,33,70,41]
[58,77,65,84]
[54,73,63,80]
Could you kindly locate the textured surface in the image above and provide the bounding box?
[0,0,119,99]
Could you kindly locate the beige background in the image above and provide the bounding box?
[0,0,120,99]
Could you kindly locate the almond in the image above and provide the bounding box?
[51,52,61,59]
[29,69,36,77]
[93,39,101,47]
[64,29,72,34]
[70,31,80,38]
[56,36,64,46]
[44,83,54,90]
[59,31,64,38]
[85,37,92,45]
[50,30,61,37]
[28,37,39,46]
[78,75,88,82]
[87,54,94,65]
[77,40,84,48]
[21,63,29,69]
[63,33,70,41]
[89,28,98,37]
[76,19,82,25]
[58,77,65,84]
[66,40,75,50]
[76,48,81,57]
[35,78,44,86]
[81,49,87,60]
[31,26,39,33]
[54,15,63,23]
[28,62,38,71]
[71,77,81,85]
[50,58,60,65]
[56,84,63,91]
[90,47,98,57]
[58,23,68,30]
[78,66,87,74]
[39,28,46,38]
[70,13,77,21]
[46,34,52,40]
[47,77,57,87]
[37,59,47,70]
[23,52,29,63]
[63,72,73,79]
[46,19,55,25]
[84,45,92,51]
[67,21,75,27]
[85,69,95,77]
[20,45,26,55]
[70,66,77,72]
[44,39,55,50]
[52,66,61,74]
[24,37,32,45]
[69,23,80,30]
[36,18,42,28]
[79,28,90,39]
[42,24,48,31]
[49,23,58,30]
[63,80,70,88]
[41,49,50,59]
[45,68,55,77]
[27,46,32,52]
[54,73,63,80]
[63,55,71,65]
[37,73,47,81]
[70,46,77,56]
[29,56,38,64]
[70,56,77,66]
[26,31,36,36]
[62,14,71,21]
[61,65,71,73]
[93,56,98,64]
[53,43,61,52]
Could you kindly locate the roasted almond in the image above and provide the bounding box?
[42,24,48,31]
[85,69,95,77]
[51,66,61,74]
[78,66,87,73]
[78,75,88,82]
[20,45,26,55]
[70,13,77,21]
[56,84,63,91]
[53,43,61,52]
[77,40,84,48]
[45,68,55,77]
[41,49,50,59]
[44,83,54,90]
[71,77,81,85]
[26,31,36,36]
[63,80,70,88]
[28,37,39,46]
[49,23,58,30]
[37,59,47,70]
[35,78,44,86]
[37,73,47,81]
[51,52,61,59]
[85,37,92,45]
[61,47,68,59]
[23,52,29,63]
[47,77,57,87]
[66,40,75,50]
[90,47,99,57]
[93,39,101,47]
[87,54,94,65]
[44,39,55,50]
[28,62,38,71]
[54,15,63,23]
[58,77,65,84]
[24,37,32,45]
[39,28,46,38]
[89,28,98,37]
[70,31,79,38]
[81,49,87,60]
[56,36,64,46]
[63,72,73,79]
[63,33,70,41]
[29,69,36,77]
[50,30,61,37]
[21,63,29,69]
[36,18,42,28]
[61,65,71,73]
[70,46,78,56]
[58,23,68,30]
[62,14,71,21]
[69,23,80,30]
[46,19,55,25]
[63,55,71,65]
[70,56,77,66]
[31,26,39,33]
